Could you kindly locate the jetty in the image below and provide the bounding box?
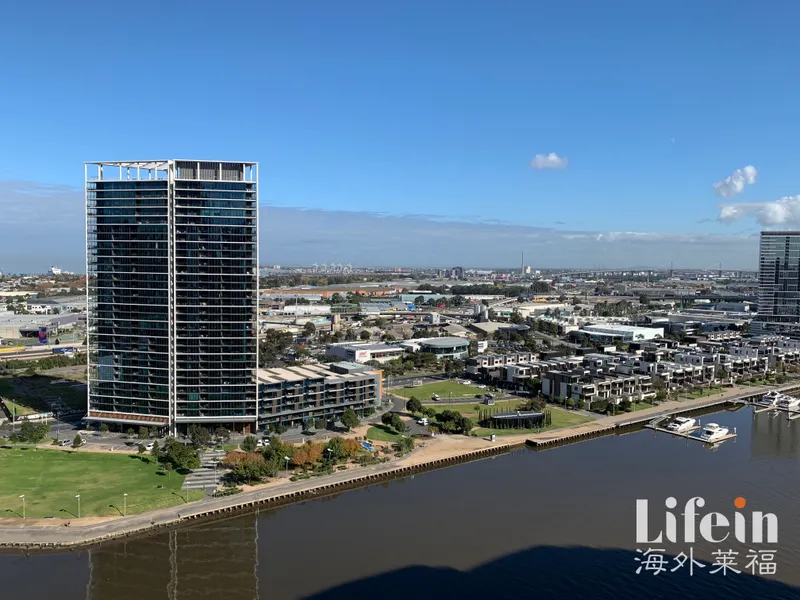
[644,415,737,444]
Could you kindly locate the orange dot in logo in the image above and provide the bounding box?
[734,496,747,509]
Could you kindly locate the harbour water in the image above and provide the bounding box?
[3,406,800,599]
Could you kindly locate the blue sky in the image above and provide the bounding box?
[1,1,799,271]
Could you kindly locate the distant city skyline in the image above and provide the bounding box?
[0,179,762,273]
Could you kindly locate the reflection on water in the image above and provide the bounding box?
[2,407,800,600]
[751,409,800,459]
[86,520,261,600]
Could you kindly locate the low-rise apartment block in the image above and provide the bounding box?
[257,362,382,430]
[541,368,654,409]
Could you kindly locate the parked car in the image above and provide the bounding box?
[144,441,155,451]
[59,439,71,447]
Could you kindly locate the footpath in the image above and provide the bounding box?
[0,382,795,550]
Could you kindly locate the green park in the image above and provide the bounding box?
[0,448,203,519]
[392,381,485,399]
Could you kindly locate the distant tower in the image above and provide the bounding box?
[521,250,525,276]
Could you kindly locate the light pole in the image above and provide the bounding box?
[75,494,81,519]
[284,456,290,476]
[123,493,127,517]
[19,495,25,519]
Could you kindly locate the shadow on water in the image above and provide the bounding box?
[303,546,800,600]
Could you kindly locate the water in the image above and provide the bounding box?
[3,407,800,599]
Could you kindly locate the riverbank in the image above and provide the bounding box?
[2,382,798,550]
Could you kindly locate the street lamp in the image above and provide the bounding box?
[284,456,290,475]
[75,494,80,519]
[19,495,25,519]
[123,493,128,517]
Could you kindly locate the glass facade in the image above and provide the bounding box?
[757,232,800,326]
[87,160,258,432]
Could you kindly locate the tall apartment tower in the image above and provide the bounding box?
[85,160,259,434]
[755,230,800,334]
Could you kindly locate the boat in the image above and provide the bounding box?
[666,416,696,433]
[757,390,782,407]
[699,423,730,442]
[777,395,800,410]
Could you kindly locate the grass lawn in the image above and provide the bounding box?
[474,406,593,437]
[631,402,656,411]
[423,399,522,417]
[392,381,484,399]
[366,425,402,443]
[0,448,203,518]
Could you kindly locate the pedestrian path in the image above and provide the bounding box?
[182,449,224,491]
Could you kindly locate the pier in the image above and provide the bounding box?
[644,417,737,444]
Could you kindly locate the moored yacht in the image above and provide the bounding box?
[699,423,730,442]
[666,416,696,432]
[758,390,782,407]
[777,395,800,410]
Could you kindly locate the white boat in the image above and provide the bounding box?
[666,416,696,433]
[699,423,730,442]
[777,395,800,410]
[758,390,782,407]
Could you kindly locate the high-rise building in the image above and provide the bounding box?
[755,230,800,334]
[85,160,258,434]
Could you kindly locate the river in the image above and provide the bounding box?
[3,406,800,599]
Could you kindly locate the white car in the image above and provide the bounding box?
[417,418,429,426]
[144,441,155,451]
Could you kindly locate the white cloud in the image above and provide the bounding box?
[718,194,800,227]
[713,165,757,198]
[530,152,568,170]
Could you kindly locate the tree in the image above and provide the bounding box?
[222,451,269,483]
[162,437,201,470]
[509,311,524,324]
[325,437,347,462]
[188,424,212,448]
[137,426,148,440]
[381,411,404,433]
[395,435,415,454]
[241,435,257,453]
[163,462,173,478]
[126,428,135,438]
[19,421,49,443]
[138,443,146,456]
[303,321,316,337]
[341,408,360,431]
[99,423,109,435]
[359,330,372,341]
[150,440,160,461]
[214,427,231,443]
[72,433,83,449]
[406,396,423,413]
